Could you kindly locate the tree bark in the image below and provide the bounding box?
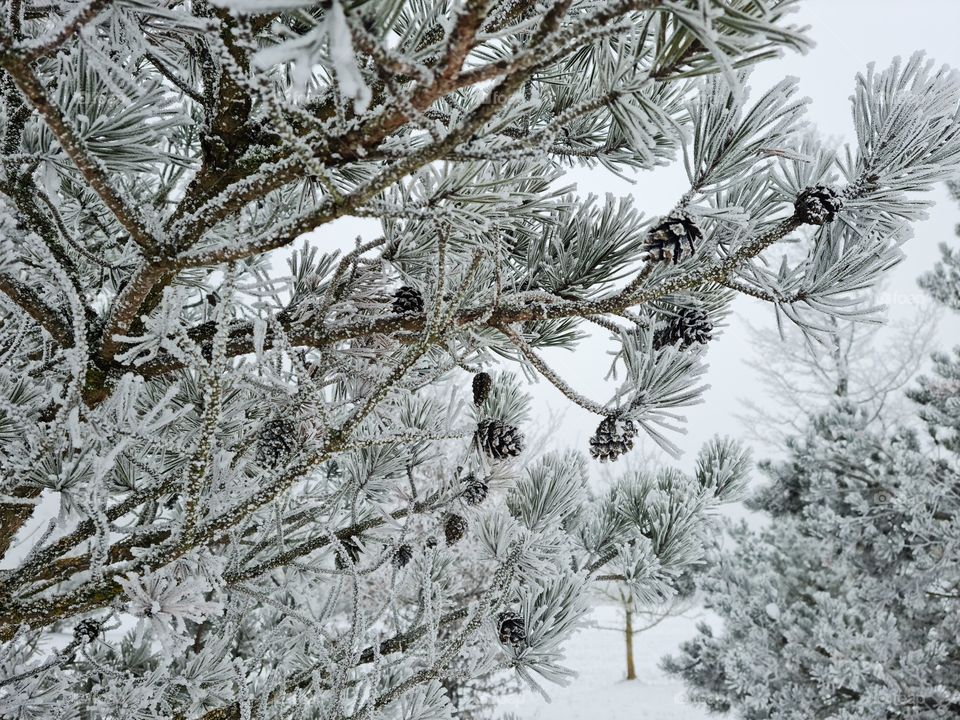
[625,606,637,681]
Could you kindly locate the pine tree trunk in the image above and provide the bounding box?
[625,607,637,680]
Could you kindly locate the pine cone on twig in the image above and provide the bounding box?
[794,185,842,225]
[472,372,492,405]
[444,514,468,546]
[477,420,524,460]
[255,417,297,468]
[73,619,101,645]
[335,536,363,569]
[589,416,638,462]
[461,473,489,506]
[393,544,413,568]
[645,211,702,263]
[653,307,713,351]
[392,285,424,315]
[497,611,526,647]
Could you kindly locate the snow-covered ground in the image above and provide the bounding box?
[504,605,713,720]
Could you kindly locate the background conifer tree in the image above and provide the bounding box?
[664,196,960,718]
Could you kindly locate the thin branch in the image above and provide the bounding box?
[228,491,445,585]
[143,50,204,104]
[0,272,73,346]
[499,322,610,415]
[317,236,386,318]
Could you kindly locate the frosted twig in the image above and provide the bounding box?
[499,323,609,416]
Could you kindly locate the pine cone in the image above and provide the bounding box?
[73,618,101,645]
[794,185,842,225]
[645,211,702,264]
[393,543,413,568]
[497,611,526,647]
[472,372,492,406]
[589,416,638,462]
[477,420,524,460]
[256,417,296,468]
[461,473,489,506]
[425,535,438,550]
[653,307,713,351]
[444,514,468,546]
[392,285,424,315]
[335,536,362,569]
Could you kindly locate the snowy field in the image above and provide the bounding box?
[505,605,712,720]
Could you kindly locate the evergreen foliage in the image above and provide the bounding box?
[0,1,958,718]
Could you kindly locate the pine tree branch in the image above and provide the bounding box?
[173,545,522,720]
[1,174,87,298]
[2,471,175,591]
[163,1,256,229]
[339,544,521,720]
[142,50,204,104]
[30,185,90,291]
[0,55,158,252]
[28,0,668,410]
[12,0,113,61]
[179,326,227,544]
[94,261,174,367]
[0,636,80,687]
[0,71,30,155]
[0,323,444,638]
[719,277,781,302]
[228,491,445,585]
[74,5,261,369]
[193,605,475,720]
[131,212,807,385]
[0,486,44,562]
[173,56,531,267]
[5,0,24,39]
[317,236,387,318]
[164,0,502,246]
[119,0,664,356]
[3,306,464,636]
[0,272,73,346]
[720,277,805,304]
